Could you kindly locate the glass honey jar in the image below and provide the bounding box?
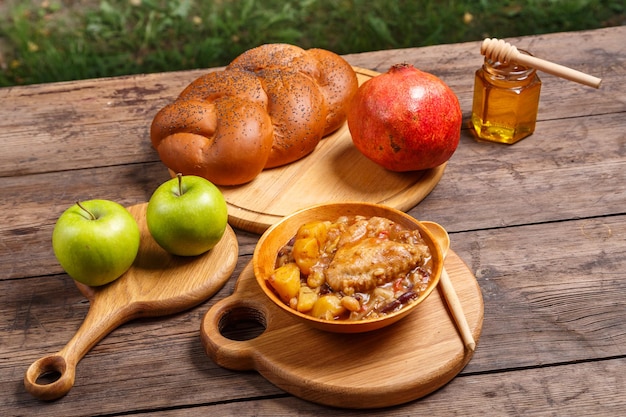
[471,50,541,144]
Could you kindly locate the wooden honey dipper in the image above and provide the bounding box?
[481,38,602,88]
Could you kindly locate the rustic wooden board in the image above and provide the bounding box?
[24,203,239,401]
[218,68,447,234]
[200,249,483,409]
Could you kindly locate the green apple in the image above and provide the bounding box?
[146,174,228,256]
[52,200,140,286]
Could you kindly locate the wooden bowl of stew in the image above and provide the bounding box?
[253,202,443,333]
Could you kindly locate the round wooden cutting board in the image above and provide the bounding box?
[218,67,447,234]
[200,249,484,409]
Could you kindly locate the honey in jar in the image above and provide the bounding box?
[471,50,541,144]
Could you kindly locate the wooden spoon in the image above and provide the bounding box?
[421,221,476,351]
[24,203,239,401]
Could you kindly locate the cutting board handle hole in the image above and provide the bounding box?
[218,306,267,341]
[36,369,62,385]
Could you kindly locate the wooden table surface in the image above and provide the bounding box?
[2,26,625,416]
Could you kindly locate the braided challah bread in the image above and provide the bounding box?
[150,44,358,186]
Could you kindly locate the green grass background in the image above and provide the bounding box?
[0,0,624,86]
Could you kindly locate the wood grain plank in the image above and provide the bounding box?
[102,358,626,416]
[412,111,626,230]
[452,216,626,371]
[0,70,209,177]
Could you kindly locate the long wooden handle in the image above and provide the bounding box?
[481,38,602,88]
[24,299,132,400]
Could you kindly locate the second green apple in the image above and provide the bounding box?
[147,174,228,256]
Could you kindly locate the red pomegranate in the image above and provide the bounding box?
[347,63,462,171]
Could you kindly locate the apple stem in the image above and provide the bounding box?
[177,173,184,197]
[76,201,96,220]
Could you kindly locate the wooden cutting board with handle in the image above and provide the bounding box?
[201,248,484,409]
[24,203,239,401]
